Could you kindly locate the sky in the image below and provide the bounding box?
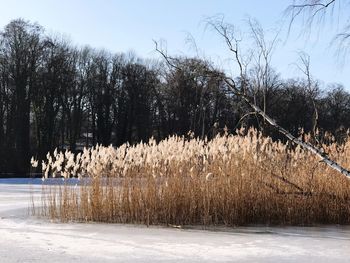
[0,0,349,89]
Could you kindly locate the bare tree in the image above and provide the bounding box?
[155,19,350,178]
[294,52,320,142]
[247,18,281,131]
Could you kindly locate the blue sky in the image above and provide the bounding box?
[0,0,349,89]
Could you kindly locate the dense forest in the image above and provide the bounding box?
[0,19,350,174]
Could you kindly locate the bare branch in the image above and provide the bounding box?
[233,111,258,130]
[294,52,319,143]
[205,18,247,94]
[285,0,338,37]
[291,0,336,9]
[153,40,182,71]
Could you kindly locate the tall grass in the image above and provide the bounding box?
[32,129,350,226]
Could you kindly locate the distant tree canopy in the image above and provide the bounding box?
[0,19,349,174]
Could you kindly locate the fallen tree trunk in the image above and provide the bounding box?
[224,79,350,178]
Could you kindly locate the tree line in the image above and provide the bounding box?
[0,19,349,174]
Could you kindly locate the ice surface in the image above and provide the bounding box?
[0,179,350,262]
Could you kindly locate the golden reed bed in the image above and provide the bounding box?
[32,129,350,226]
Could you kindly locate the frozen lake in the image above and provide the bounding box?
[0,178,350,262]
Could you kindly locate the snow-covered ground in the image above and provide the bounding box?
[1,179,350,262]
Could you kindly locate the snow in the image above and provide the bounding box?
[1,179,350,262]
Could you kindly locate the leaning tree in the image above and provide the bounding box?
[155,18,350,178]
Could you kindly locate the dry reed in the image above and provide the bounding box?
[32,129,350,226]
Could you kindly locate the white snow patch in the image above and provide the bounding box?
[0,179,350,262]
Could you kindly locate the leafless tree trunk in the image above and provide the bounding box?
[155,18,350,178]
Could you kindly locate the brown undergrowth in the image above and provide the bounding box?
[32,129,350,226]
